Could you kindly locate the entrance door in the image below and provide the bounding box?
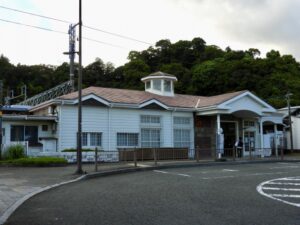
[244,131,255,155]
[221,122,236,155]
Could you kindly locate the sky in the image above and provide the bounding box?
[0,0,299,67]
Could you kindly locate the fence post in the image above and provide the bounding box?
[280,146,284,161]
[153,148,157,166]
[233,147,236,161]
[249,146,252,160]
[95,147,98,172]
[134,148,137,167]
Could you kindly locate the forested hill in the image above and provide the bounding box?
[1,37,300,108]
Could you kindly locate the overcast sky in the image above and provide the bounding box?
[0,0,299,67]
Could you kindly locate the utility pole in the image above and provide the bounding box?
[76,0,83,174]
[285,92,293,152]
[0,80,3,160]
[64,24,76,92]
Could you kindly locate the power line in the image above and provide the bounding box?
[0,5,72,24]
[83,25,153,45]
[0,18,128,49]
[0,18,67,35]
[0,4,153,45]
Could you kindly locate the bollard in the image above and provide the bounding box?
[196,147,199,163]
[95,147,98,172]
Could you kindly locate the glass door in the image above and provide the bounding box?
[244,131,255,155]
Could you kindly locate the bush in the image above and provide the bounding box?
[0,157,67,167]
[4,144,25,160]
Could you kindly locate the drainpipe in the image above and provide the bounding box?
[216,114,221,159]
[260,118,264,158]
[274,124,278,157]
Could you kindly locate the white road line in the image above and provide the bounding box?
[270,166,299,169]
[153,170,191,178]
[268,182,300,186]
[153,170,168,174]
[282,178,300,181]
[177,173,191,177]
[262,187,300,192]
[270,194,300,198]
[257,177,300,208]
[222,169,239,172]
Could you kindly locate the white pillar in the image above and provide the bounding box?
[260,119,264,158]
[274,124,278,157]
[216,114,221,159]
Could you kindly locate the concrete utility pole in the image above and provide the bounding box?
[0,80,3,160]
[64,24,76,92]
[76,0,83,174]
[285,92,293,152]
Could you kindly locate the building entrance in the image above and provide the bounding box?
[221,122,236,154]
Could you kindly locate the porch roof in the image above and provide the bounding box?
[2,114,57,121]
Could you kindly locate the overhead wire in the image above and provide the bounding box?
[0,18,128,50]
[0,4,153,46]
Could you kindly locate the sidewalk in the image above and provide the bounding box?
[1,157,300,224]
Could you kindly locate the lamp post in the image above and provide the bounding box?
[285,92,293,152]
[76,0,83,174]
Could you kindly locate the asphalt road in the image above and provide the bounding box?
[5,162,300,225]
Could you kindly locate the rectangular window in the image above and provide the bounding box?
[117,133,138,147]
[174,117,191,125]
[42,125,48,131]
[141,128,160,147]
[82,132,101,147]
[11,125,38,146]
[11,125,24,142]
[82,132,88,146]
[174,129,190,148]
[90,132,102,146]
[164,80,171,92]
[153,79,161,91]
[141,115,160,124]
[244,121,255,127]
[146,81,151,89]
[25,126,38,145]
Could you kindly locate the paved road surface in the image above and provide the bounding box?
[5,162,300,225]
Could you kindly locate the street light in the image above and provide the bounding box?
[285,92,293,152]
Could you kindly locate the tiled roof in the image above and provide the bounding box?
[58,86,247,109]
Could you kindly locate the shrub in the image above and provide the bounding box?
[0,157,67,167]
[4,144,25,160]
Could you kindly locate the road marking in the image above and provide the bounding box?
[257,176,300,208]
[153,170,168,174]
[153,170,191,178]
[268,182,300,186]
[270,194,300,198]
[177,173,191,177]
[222,169,239,172]
[262,187,300,192]
[270,166,299,169]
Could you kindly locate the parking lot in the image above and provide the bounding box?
[5,162,300,225]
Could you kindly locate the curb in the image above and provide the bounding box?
[1,159,300,224]
[0,175,86,225]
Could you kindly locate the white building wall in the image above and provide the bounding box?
[2,120,54,153]
[292,117,300,150]
[57,105,194,151]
